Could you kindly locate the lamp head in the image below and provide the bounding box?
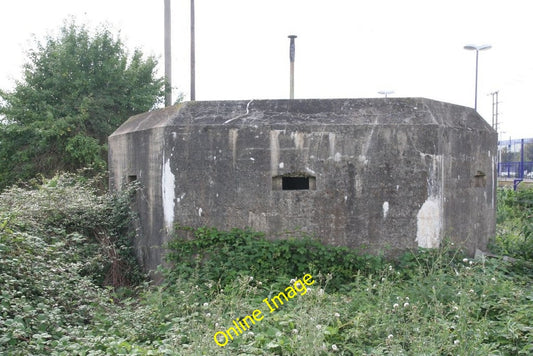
[464,44,492,51]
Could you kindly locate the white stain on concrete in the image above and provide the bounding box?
[198,207,203,217]
[329,132,336,157]
[279,162,284,169]
[270,130,281,175]
[358,155,368,165]
[162,158,175,231]
[291,131,305,150]
[383,201,389,219]
[229,128,238,168]
[415,196,442,248]
[334,152,342,162]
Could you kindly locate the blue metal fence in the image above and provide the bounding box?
[498,161,533,179]
[498,137,533,189]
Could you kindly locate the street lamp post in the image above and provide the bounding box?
[378,90,394,98]
[288,35,297,99]
[464,44,491,111]
[164,0,171,106]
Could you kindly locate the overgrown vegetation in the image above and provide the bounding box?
[493,187,533,261]
[1,178,532,354]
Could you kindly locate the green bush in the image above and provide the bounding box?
[165,226,384,292]
[0,228,108,354]
[0,173,146,354]
[0,172,144,287]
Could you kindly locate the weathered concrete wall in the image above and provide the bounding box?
[109,98,497,273]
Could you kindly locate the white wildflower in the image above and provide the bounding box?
[393,303,399,308]
[316,324,322,330]
[454,339,460,345]
[203,302,209,307]
[404,302,410,307]
[387,334,393,339]
[463,258,468,263]
[332,344,339,351]
[334,312,340,318]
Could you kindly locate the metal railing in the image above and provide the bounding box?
[498,161,533,179]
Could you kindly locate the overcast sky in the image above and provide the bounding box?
[1,0,532,140]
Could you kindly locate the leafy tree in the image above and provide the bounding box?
[525,143,533,162]
[500,147,518,162]
[0,21,165,189]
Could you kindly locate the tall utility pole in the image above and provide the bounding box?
[288,35,297,99]
[490,91,499,133]
[164,0,172,106]
[190,0,196,101]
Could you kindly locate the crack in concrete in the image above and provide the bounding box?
[223,99,254,124]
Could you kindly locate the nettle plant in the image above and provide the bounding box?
[165,226,384,292]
